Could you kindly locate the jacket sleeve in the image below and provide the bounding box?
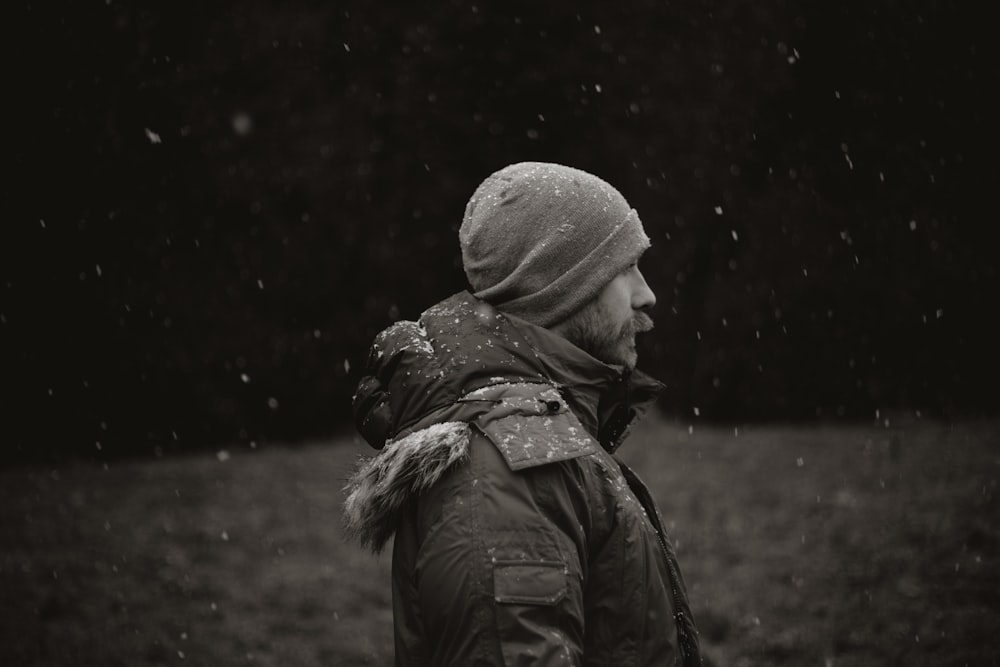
[404,427,592,667]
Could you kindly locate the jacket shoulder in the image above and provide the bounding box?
[467,382,599,471]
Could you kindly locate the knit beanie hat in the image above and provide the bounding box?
[459,162,651,328]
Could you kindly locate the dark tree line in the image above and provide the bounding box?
[5,0,996,462]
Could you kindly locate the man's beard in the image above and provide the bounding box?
[560,299,654,370]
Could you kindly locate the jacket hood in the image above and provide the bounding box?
[352,292,548,449]
[345,291,663,551]
[353,291,662,450]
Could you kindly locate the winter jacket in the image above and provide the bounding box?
[345,291,701,666]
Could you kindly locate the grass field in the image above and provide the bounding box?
[2,415,998,666]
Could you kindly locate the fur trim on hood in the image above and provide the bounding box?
[344,421,471,553]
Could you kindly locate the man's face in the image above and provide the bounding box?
[557,262,656,369]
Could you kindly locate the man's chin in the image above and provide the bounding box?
[612,342,639,370]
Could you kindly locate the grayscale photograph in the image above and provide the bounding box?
[3,2,997,665]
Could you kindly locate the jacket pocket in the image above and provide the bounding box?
[493,560,568,605]
[492,560,582,666]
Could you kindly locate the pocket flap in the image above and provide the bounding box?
[493,561,568,605]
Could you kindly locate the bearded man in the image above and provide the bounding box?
[345,162,702,666]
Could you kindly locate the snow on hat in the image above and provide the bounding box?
[459,161,651,328]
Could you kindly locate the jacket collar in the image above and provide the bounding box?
[504,305,664,452]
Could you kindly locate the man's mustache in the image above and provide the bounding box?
[622,312,654,338]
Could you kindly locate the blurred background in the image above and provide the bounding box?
[5,0,997,461]
[4,4,999,665]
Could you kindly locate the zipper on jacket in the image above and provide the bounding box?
[599,371,632,451]
[654,519,701,667]
[619,464,702,667]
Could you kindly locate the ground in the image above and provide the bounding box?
[1,415,998,666]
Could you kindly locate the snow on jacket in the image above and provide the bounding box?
[345,291,702,666]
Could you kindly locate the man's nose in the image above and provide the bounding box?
[632,269,656,310]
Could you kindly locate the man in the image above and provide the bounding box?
[345,162,702,666]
